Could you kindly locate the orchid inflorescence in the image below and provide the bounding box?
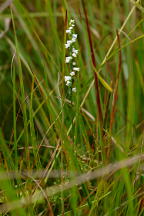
[64,19,80,93]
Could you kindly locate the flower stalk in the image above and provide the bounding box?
[64,19,80,94]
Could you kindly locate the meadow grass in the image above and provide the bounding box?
[0,0,144,215]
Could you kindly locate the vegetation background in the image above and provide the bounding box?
[0,0,144,215]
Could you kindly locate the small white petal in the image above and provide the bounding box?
[70,19,75,24]
[70,71,75,76]
[72,87,77,92]
[67,40,72,44]
[66,81,71,86]
[73,67,80,71]
[71,38,76,43]
[66,29,71,34]
[72,53,77,57]
[65,43,70,48]
[65,40,72,48]
[72,34,77,39]
[65,56,72,63]
[65,76,72,82]
[73,62,76,66]
[72,48,78,54]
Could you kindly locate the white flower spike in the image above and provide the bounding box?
[64,19,80,93]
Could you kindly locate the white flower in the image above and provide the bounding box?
[71,37,76,43]
[72,48,78,54]
[67,40,72,44]
[72,34,77,39]
[65,43,70,48]
[73,62,76,66]
[72,87,77,92]
[65,40,73,48]
[70,19,75,24]
[66,29,71,34]
[72,48,78,57]
[65,76,72,86]
[72,53,77,57]
[73,67,80,71]
[65,76,72,82]
[65,56,72,63]
[72,34,77,43]
[66,81,71,86]
[65,41,71,48]
[69,26,73,30]
[70,71,75,76]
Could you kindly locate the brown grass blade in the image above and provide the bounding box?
[82,0,103,128]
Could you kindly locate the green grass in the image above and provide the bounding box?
[0,0,144,215]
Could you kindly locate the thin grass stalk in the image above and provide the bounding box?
[110,30,122,131]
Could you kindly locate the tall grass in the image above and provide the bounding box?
[0,0,144,215]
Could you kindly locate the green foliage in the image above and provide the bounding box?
[0,0,144,215]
